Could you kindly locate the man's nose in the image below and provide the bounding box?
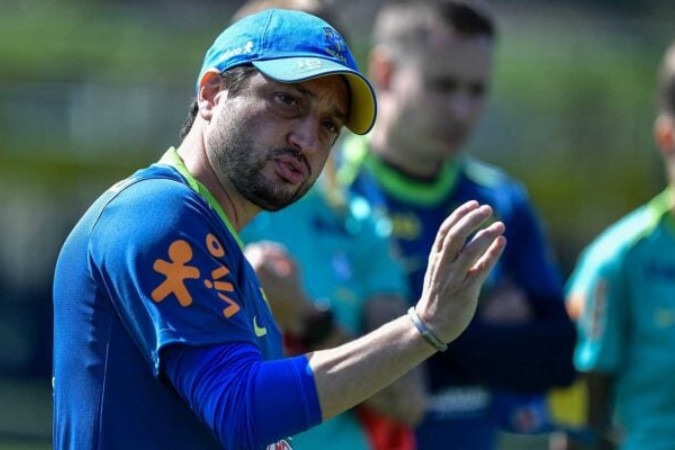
[287,117,322,155]
[447,91,475,121]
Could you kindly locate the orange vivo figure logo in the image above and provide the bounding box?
[151,234,241,318]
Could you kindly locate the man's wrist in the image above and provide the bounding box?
[408,307,448,352]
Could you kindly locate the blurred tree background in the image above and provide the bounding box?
[0,0,673,447]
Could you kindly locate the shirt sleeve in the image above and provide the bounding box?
[89,177,279,375]
[566,239,629,373]
[162,342,322,449]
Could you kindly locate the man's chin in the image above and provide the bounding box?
[244,176,314,212]
[252,193,303,212]
[259,203,285,213]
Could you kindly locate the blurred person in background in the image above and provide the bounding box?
[52,7,507,450]
[337,0,577,448]
[243,171,426,450]
[235,2,427,450]
[558,41,675,450]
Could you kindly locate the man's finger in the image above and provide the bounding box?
[466,229,507,286]
[432,201,480,253]
[438,204,495,265]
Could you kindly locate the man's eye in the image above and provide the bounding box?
[431,80,458,93]
[323,120,339,134]
[470,84,486,98]
[277,92,297,106]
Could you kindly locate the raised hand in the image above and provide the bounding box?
[414,201,506,344]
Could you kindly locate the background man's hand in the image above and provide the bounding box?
[244,241,314,336]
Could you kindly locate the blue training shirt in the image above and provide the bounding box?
[53,148,312,449]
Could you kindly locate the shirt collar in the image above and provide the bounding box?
[158,147,243,249]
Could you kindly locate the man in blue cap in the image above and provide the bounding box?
[52,9,506,450]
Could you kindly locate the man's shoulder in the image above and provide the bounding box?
[461,156,522,190]
[580,203,656,266]
[101,163,187,201]
[88,162,218,245]
[457,157,534,214]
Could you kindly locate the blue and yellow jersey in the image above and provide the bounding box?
[567,188,675,450]
[338,136,565,306]
[53,148,283,449]
[339,136,575,447]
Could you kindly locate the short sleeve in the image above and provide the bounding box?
[89,177,277,374]
[566,240,629,373]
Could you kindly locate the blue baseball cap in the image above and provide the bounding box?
[197,8,377,135]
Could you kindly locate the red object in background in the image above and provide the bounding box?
[356,406,416,450]
[285,333,416,450]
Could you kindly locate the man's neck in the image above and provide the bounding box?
[368,137,447,182]
[176,134,260,231]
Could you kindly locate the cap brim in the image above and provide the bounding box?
[253,58,377,135]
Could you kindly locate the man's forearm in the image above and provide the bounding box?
[360,294,428,424]
[309,314,435,421]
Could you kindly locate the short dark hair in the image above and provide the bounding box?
[374,0,496,55]
[179,65,257,141]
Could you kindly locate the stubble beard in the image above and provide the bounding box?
[206,127,314,212]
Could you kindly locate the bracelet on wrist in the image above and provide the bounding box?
[408,307,448,352]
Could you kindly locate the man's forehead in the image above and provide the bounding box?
[262,73,350,114]
[406,36,493,76]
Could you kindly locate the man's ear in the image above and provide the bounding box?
[368,45,396,92]
[654,114,675,158]
[197,70,224,121]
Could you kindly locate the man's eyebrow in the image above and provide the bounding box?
[294,84,349,123]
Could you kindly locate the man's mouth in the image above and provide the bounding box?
[273,155,308,185]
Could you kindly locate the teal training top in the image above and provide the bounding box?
[567,187,675,450]
[242,180,409,336]
[242,179,410,450]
